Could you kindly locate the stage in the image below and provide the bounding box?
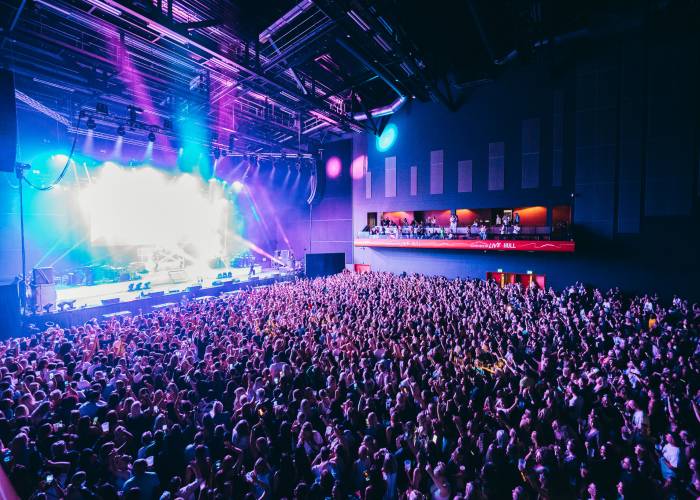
[54,265,263,309]
[23,266,298,330]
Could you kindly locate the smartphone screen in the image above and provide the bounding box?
[145,456,154,467]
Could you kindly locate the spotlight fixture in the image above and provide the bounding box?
[127,105,142,127]
[221,149,227,156]
[117,125,126,136]
[228,133,235,152]
[96,102,109,114]
[213,147,221,160]
[86,117,96,130]
[147,131,156,142]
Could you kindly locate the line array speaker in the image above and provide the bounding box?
[0,71,17,173]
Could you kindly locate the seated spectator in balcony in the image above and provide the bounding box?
[513,223,521,237]
[479,224,487,239]
[449,214,458,233]
[514,211,520,225]
[496,213,502,226]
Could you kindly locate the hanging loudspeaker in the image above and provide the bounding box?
[0,71,17,173]
[306,158,325,206]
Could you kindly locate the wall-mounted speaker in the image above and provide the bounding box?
[0,71,17,173]
[0,280,21,339]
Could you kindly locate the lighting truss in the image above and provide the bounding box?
[15,90,72,128]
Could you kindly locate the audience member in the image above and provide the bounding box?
[0,272,697,500]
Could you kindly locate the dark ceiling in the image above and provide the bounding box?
[0,0,697,155]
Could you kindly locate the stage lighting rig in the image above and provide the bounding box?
[147,129,156,142]
[127,105,143,126]
[86,117,96,129]
[117,125,126,136]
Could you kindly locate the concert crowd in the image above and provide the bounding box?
[0,272,698,500]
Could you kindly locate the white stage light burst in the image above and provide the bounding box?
[79,163,231,266]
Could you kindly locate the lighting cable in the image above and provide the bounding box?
[22,114,83,191]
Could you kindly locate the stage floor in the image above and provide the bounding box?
[56,265,266,309]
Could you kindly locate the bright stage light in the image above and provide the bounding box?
[376,123,398,152]
[325,156,342,179]
[350,154,367,180]
[79,164,230,267]
[51,154,71,168]
[232,180,244,192]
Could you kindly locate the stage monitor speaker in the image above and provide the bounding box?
[0,280,21,339]
[0,71,17,173]
[101,297,120,305]
[33,267,55,285]
[305,252,345,278]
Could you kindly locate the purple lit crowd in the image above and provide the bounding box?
[1,272,699,500]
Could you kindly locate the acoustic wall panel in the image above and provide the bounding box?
[574,61,617,239]
[384,156,396,198]
[644,43,694,216]
[617,40,643,234]
[521,118,540,189]
[552,91,564,187]
[457,160,472,193]
[488,142,504,191]
[410,165,417,196]
[430,150,443,194]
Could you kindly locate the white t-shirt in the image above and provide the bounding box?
[662,443,680,468]
[632,409,649,431]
